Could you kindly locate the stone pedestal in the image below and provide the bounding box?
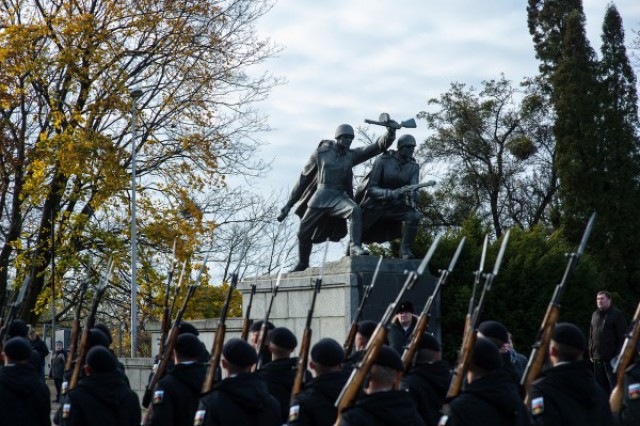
[237,255,439,348]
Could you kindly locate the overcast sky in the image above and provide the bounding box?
[229,0,640,268]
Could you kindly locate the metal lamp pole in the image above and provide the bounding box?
[130,87,143,357]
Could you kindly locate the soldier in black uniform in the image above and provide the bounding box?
[439,337,529,426]
[59,346,140,426]
[355,133,424,259]
[0,336,51,426]
[149,333,207,426]
[338,345,426,426]
[618,359,640,425]
[343,320,377,372]
[288,338,350,425]
[249,320,275,367]
[400,333,451,426]
[195,338,281,426]
[528,322,613,426]
[257,326,311,423]
[477,320,522,389]
[2,319,43,374]
[277,122,396,271]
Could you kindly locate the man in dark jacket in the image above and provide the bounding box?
[388,300,417,355]
[338,345,425,426]
[343,320,377,373]
[257,327,311,423]
[59,346,140,426]
[529,322,613,426]
[477,320,522,391]
[28,326,49,381]
[149,333,207,426]
[195,338,281,426]
[288,338,350,425]
[0,336,51,426]
[439,337,530,426]
[401,333,451,426]
[589,290,627,393]
[51,340,67,402]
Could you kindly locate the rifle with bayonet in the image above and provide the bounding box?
[291,242,330,403]
[402,237,466,371]
[334,232,443,421]
[610,298,640,413]
[463,235,489,345]
[343,256,383,357]
[254,265,284,371]
[142,255,207,409]
[522,213,596,405]
[64,264,91,373]
[201,272,240,394]
[241,282,257,341]
[0,270,33,360]
[68,257,114,392]
[446,230,510,400]
[158,241,178,359]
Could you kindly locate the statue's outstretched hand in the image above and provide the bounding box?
[277,205,291,222]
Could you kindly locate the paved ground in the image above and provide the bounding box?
[47,378,61,424]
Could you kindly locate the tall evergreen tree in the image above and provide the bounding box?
[598,4,640,290]
[551,10,602,243]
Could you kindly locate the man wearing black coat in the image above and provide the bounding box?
[288,338,350,426]
[338,346,425,426]
[257,327,311,423]
[439,337,530,426]
[28,327,49,381]
[0,337,51,426]
[195,338,281,426]
[529,323,613,426]
[59,346,140,426]
[400,333,451,426]
[387,301,417,355]
[343,320,377,373]
[149,333,207,426]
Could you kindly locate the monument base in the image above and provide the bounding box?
[237,255,439,347]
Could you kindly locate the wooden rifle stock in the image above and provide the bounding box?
[68,257,114,391]
[64,275,90,372]
[291,247,327,403]
[241,283,257,341]
[343,256,383,356]
[402,238,465,371]
[446,230,510,400]
[610,299,640,413]
[142,256,207,410]
[521,213,595,404]
[202,273,239,394]
[334,233,443,422]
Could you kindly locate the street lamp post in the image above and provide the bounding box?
[130,87,143,357]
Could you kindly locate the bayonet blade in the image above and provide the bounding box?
[417,231,444,276]
[576,213,596,257]
[447,237,466,272]
[492,229,511,276]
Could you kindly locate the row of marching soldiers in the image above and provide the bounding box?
[0,308,639,425]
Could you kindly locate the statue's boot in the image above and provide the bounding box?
[349,210,369,256]
[290,242,312,272]
[400,223,418,259]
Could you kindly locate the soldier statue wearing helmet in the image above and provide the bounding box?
[354,132,426,259]
[277,119,396,272]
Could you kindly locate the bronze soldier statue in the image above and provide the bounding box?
[277,121,396,271]
[355,134,430,259]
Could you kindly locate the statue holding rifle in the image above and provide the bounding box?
[355,128,433,259]
[278,114,416,272]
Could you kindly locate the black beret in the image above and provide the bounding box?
[94,324,113,345]
[478,320,509,345]
[374,346,404,371]
[357,320,377,340]
[311,338,344,367]
[7,320,28,338]
[472,337,502,371]
[86,346,118,373]
[175,333,203,358]
[553,322,586,351]
[397,300,414,313]
[270,327,297,350]
[418,333,441,351]
[3,336,32,362]
[249,320,275,333]
[177,321,199,336]
[222,338,257,367]
[88,328,110,349]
